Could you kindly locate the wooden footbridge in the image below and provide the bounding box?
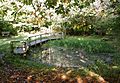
[10,32,64,54]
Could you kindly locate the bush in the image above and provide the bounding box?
[0,21,17,36]
[62,15,95,36]
[23,25,33,32]
[65,26,94,36]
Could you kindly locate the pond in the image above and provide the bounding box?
[28,45,95,68]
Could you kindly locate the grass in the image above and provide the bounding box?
[47,36,116,53]
[112,53,120,65]
[4,55,54,70]
[89,59,120,79]
[0,35,28,52]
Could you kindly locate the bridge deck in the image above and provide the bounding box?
[29,38,49,46]
[29,37,61,46]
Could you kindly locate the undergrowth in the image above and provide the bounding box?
[47,36,116,53]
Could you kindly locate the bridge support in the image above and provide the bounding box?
[10,41,29,55]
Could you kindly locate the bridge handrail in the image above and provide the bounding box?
[11,32,64,44]
[27,32,64,42]
[10,32,64,54]
[28,33,50,38]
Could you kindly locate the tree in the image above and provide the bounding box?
[1,0,119,35]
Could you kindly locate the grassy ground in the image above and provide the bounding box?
[0,35,120,82]
[0,35,28,52]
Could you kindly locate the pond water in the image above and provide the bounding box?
[29,46,94,68]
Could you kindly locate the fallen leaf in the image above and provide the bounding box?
[77,76,83,83]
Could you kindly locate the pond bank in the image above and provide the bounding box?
[0,36,120,82]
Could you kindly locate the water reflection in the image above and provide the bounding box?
[29,46,93,68]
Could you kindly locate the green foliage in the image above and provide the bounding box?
[89,60,110,77]
[45,0,58,8]
[111,16,120,35]
[93,15,120,48]
[74,68,89,77]
[43,21,52,28]
[0,21,17,35]
[112,53,120,65]
[23,25,33,32]
[93,20,108,35]
[0,43,10,53]
[62,14,95,35]
[93,16,120,35]
[18,0,33,5]
[55,4,70,15]
[48,36,116,53]
[60,0,71,3]
[89,59,120,78]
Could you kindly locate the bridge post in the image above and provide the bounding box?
[22,41,27,57]
[28,37,31,46]
[23,42,27,52]
[61,32,64,39]
[39,34,42,46]
[35,35,37,47]
[49,33,51,41]
[27,37,31,52]
[10,41,14,55]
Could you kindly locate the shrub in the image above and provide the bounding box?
[0,21,17,36]
[23,25,33,32]
[62,15,95,36]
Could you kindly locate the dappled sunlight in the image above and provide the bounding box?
[0,35,27,46]
[78,38,84,40]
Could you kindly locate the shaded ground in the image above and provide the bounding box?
[0,62,106,83]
